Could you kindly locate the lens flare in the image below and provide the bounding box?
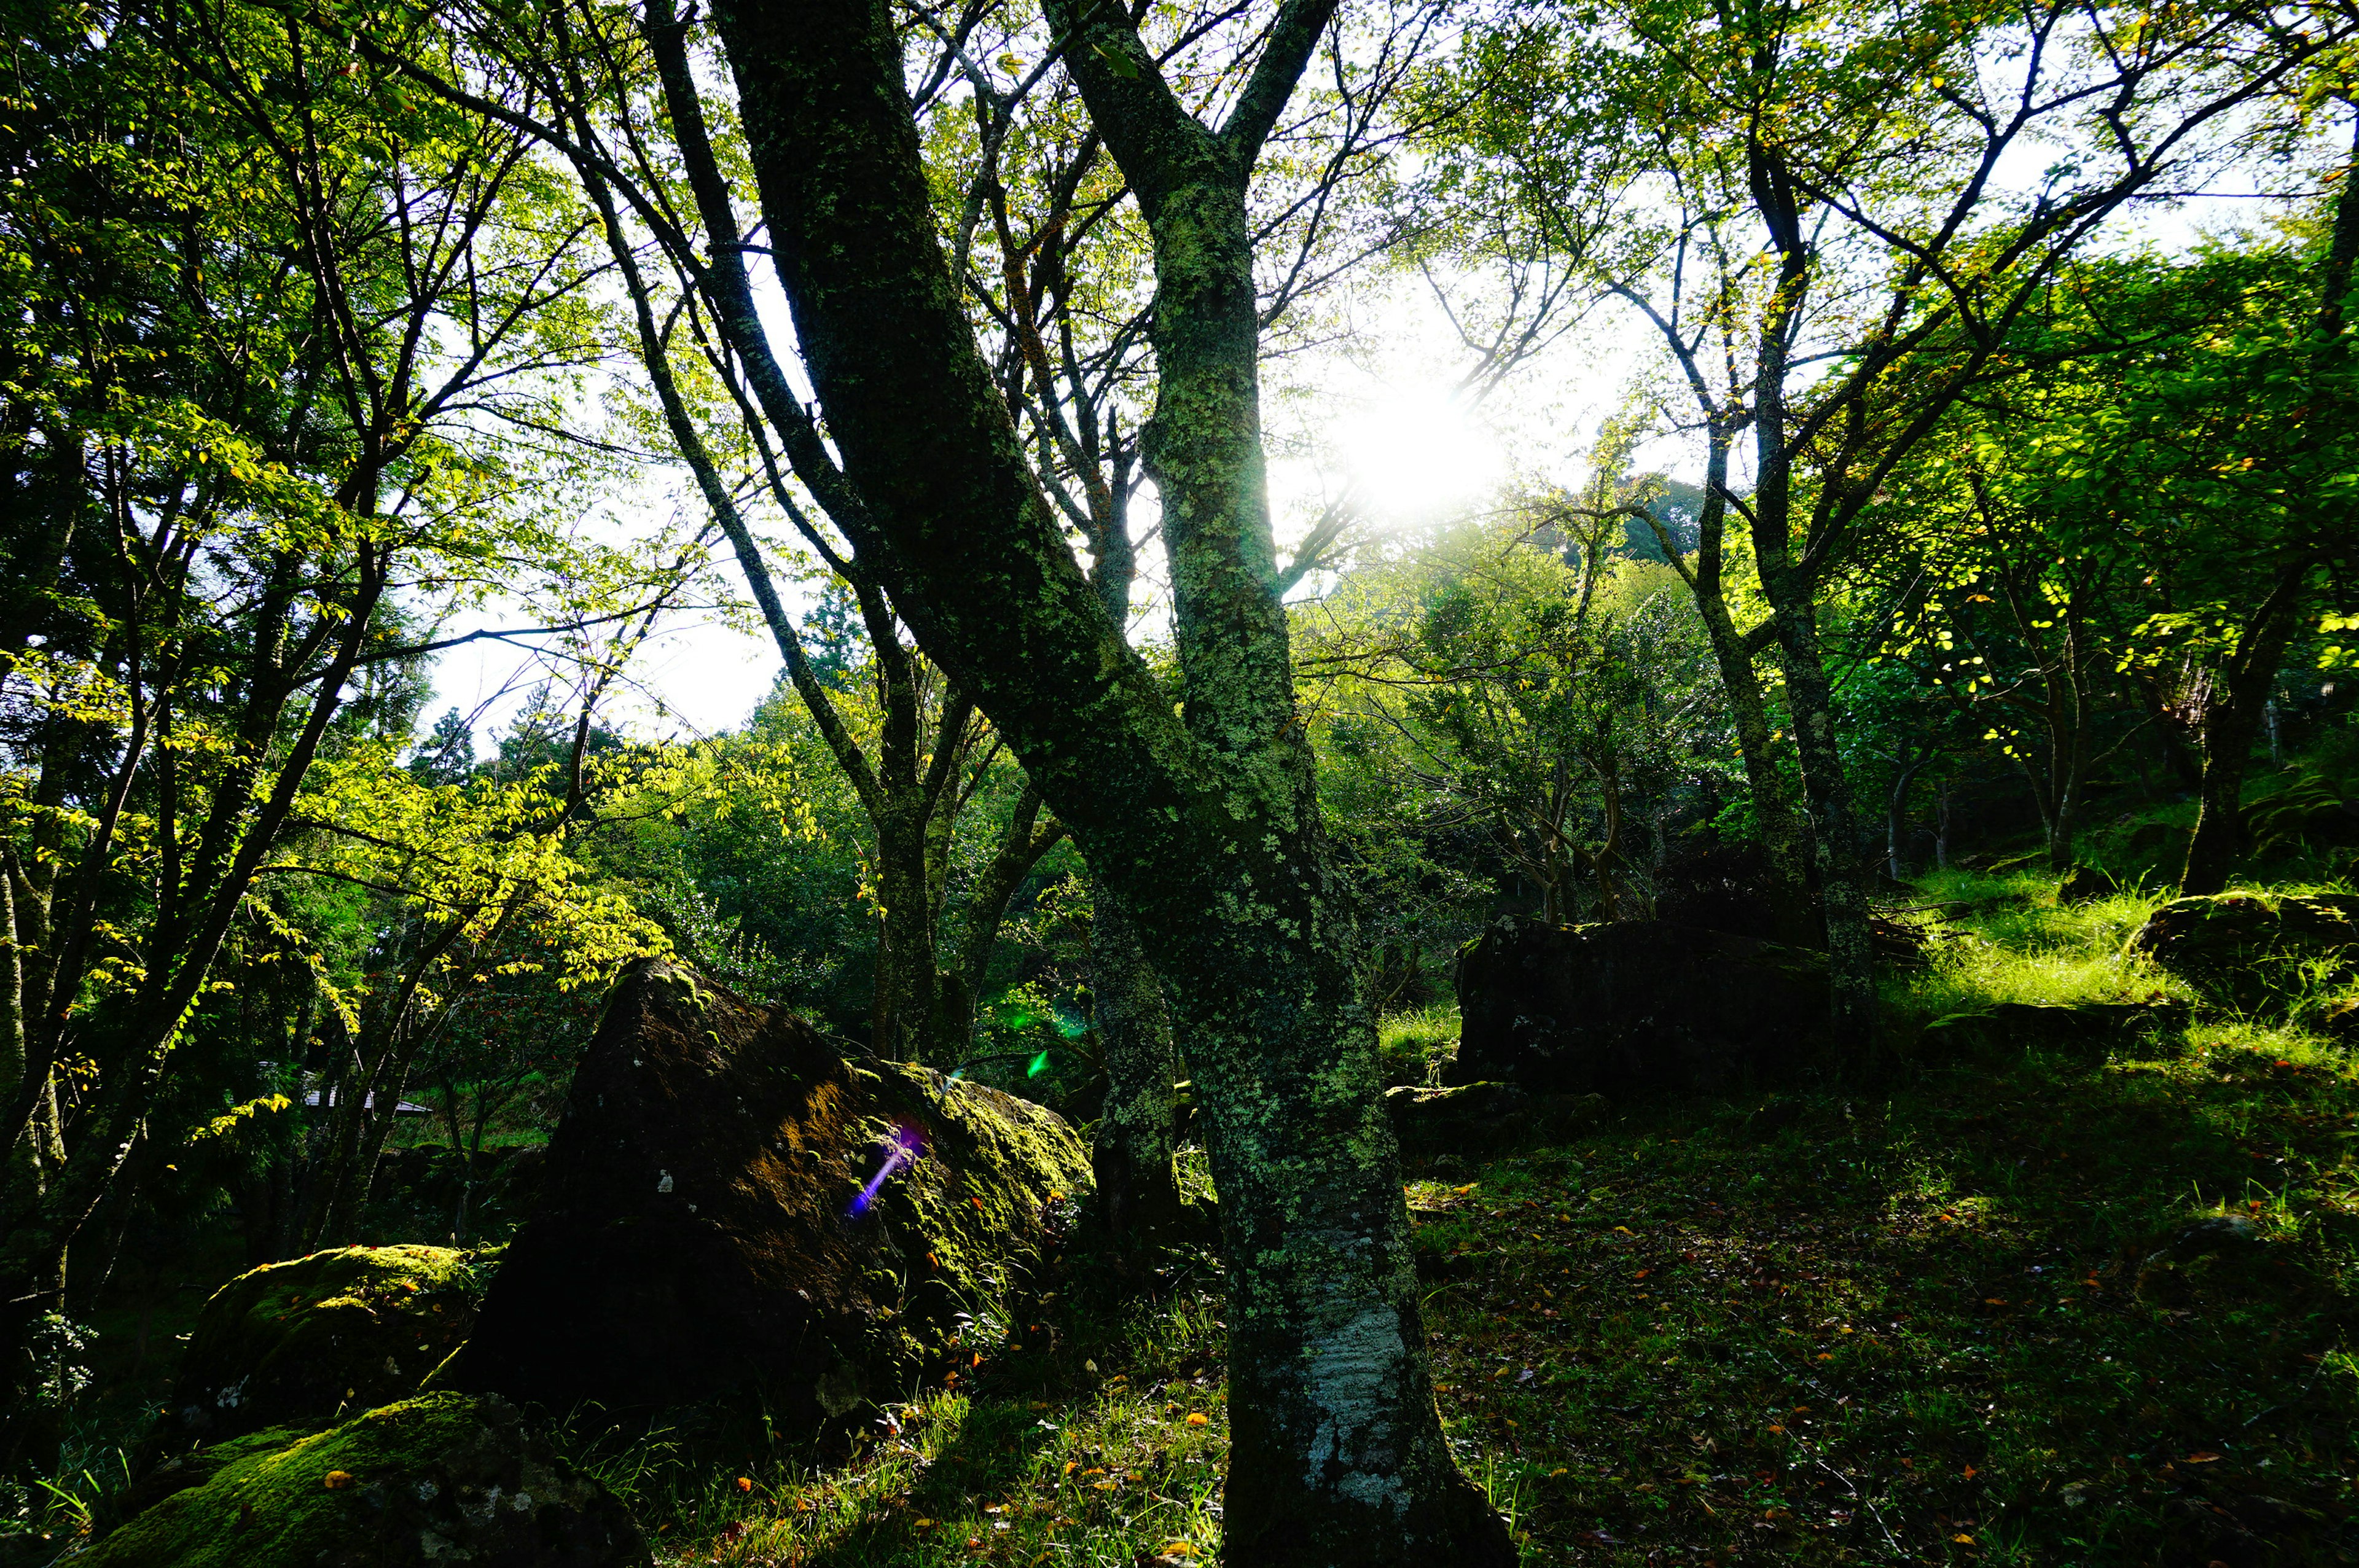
[848,1121,925,1218]
[1027,1049,1052,1078]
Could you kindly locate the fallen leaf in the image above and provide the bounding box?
[1186,1412,1210,1426]
[2185,1452,2221,1464]
[1954,1533,1976,1544]
[323,1470,353,1491]
[735,1476,752,1492]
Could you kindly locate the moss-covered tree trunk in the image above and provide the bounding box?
[709,1,1512,1558]
[1089,890,1181,1239]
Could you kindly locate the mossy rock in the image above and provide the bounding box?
[81,1393,644,1567]
[445,960,1091,1430]
[160,1244,496,1448]
[2127,892,2359,1007]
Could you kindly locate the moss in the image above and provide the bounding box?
[82,1393,644,1567]
[2129,891,2359,1007]
[162,1244,497,1446]
[831,1062,1093,1378]
[448,962,1093,1423]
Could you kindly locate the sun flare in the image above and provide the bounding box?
[1333,384,1501,526]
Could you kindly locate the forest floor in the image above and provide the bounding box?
[585,872,2359,1568]
[16,871,2357,1566]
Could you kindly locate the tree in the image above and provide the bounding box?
[0,0,630,1454]
[1416,0,2341,1039]
[1299,497,1727,927]
[667,0,1513,1556]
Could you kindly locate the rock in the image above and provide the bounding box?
[1450,918,1828,1095]
[158,1245,493,1449]
[2135,1214,2283,1305]
[2158,1213,2263,1262]
[2127,892,2359,1005]
[445,960,1092,1427]
[1920,999,2186,1060]
[81,1393,644,1567]
[2056,864,2118,903]
[1385,1082,1605,1153]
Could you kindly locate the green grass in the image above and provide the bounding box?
[1379,1002,1460,1088]
[1892,871,2189,1023]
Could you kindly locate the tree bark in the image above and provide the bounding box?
[1747,170,1876,1044]
[2181,573,2309,894]
[708,1,1511,1558]
[1089,890,1183,1239]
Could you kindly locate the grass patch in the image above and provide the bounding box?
[1379,1002,1460,1088]
[1894,871,2189,1023]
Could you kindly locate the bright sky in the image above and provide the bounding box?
[422,162,2298,751]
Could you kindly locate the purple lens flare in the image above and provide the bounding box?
[848,1120,926,1217]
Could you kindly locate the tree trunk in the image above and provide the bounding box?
[1089,890,1183,1240]
[1748,238,1875,1043]
[2181,576,2309,894]
[708,1,1512,1556]
[1887,759,1925,882]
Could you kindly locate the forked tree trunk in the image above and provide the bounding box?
[708,2,1512,1558]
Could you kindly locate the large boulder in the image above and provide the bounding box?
[158,1244,492,1448]
[2127,892,2359,1005]
[80,1393,644,1567]
[446,961,1092,1427]
[1451,918,1829,1094]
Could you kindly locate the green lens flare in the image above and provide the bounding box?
[1027,1050,1052,1077]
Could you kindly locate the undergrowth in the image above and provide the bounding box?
[15,873,2359,1566]
[598,876,2358,1566]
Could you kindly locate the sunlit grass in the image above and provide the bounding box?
[1378,1001,1460,1087]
